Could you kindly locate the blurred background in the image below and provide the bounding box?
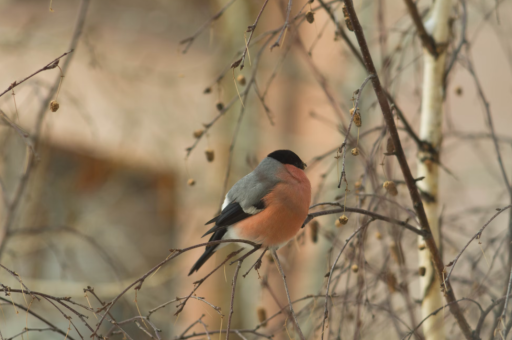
[1,0,512,339]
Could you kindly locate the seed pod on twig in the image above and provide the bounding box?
[306,11,315,24]
[351,264,359,273]
[335,215,349,227]
[351,148,359,156]
[257,307,267,327]
[237,75,246,86]
[418,243,426,250]
[342,4,354,31]
[187,178,196,186]
[353,110,361,127]
[205,148,215,162]
[215,101,224,111]
[193,129,204,138]
[383,181,398,196]
[50,100,60,112]
[309,220,319,243]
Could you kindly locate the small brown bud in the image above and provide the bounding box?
[237,74,246,86]
[387,273,397,293]
[193,129,204,138]
[351,264,359,273]
[354,180,362,189]
[205,148,215,162]
[204,87,212,94]
[383,181,398,196]
[418,243,426,250]
[50,100,60,112]
[306,11,315,24]
[353,110,361,127]
[386,137,394,153]
[187,178,196,186]
[375,231,382,240]
[257,307,267,327]
[351,148,359,156]
[335,215,349,227]
[309,220,319,243]
[342,4,354,31]
[418,267,426,276]
[215,101,224,111]
[455,86,463,96]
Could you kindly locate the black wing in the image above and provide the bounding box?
[202,200,265,237]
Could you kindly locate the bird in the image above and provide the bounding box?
[189,150,311,275]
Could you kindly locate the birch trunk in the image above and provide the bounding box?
[417,0,452,339]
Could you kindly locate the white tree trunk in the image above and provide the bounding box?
[417,0,452,339]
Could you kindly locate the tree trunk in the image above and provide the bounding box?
[417,0,452,339]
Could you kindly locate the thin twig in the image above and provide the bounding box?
[91,239,259,337]
[226,261,242,340]
[0,0,91,260]
[403,298,483,340]
[239,0,270,70]
[0,297,75,340]
[320,221,370,340]
[271,249,305,340]
[148,296,221,319]
[501,266,512,329]
[0,51,73,99]
[179,0,238,54]
[175,329,272,340]
[243,247,268,278]
[304,203,425,236]
[444,205,512,284]
[474,293,512,337]
[270,0,293,50]
[0,110,35,156]
[337,74,375,188]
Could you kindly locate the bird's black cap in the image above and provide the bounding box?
[267,150,306,170]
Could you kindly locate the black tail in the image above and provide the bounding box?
[188,229,227,275]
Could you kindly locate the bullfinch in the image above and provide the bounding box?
[189,150,311,275]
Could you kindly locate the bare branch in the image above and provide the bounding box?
[402,0,438,57]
